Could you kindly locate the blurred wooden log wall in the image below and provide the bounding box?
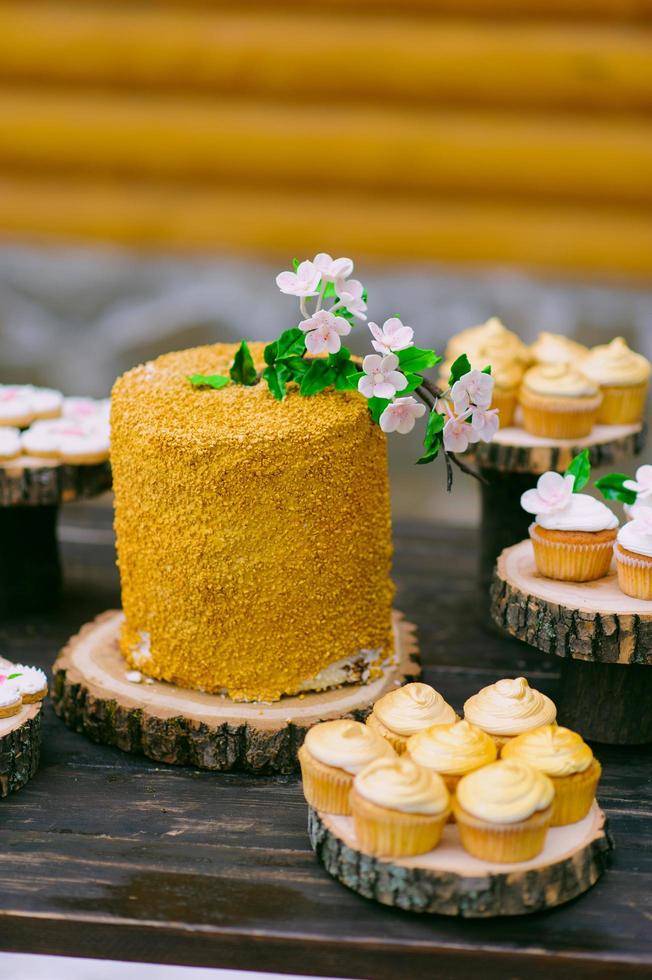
[0,0,651,277]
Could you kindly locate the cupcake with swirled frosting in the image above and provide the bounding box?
[580,337,650,424]
[453,759,554,862]
[298,719,395,815]
[406,719,497,792]
[351,755,450,857]
[529,332,589,367]
[518,363,602,439]
[367,682,457,754]
[502,725,601,826]
[463,677,556,749]
[445,317,531,368]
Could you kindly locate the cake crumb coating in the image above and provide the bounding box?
[111,343,395,701]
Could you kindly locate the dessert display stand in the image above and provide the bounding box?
[0,455,112,616]
[492,539,652,744]
[0,702,42,797]
[52,609,420,775]
[308,802,610,917]
[466,422,645,590]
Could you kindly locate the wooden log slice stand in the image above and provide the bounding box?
[491,538,652,744]
[0,455,112,616]
[0,702,42,798]
[52,609,421,775]
[308,802,610,917]
[465,422,645,591]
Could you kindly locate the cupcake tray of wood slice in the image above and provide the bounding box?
[460,421,645,590]
[0,455,112,616]
[308,801,611,917]
[491,538,652,744]
[51,609,421,775]
[0,701,43,798]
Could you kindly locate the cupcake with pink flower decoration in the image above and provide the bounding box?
[521,450,618,581]
[614,504,652,599]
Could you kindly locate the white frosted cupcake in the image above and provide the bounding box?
[522,470,619,582]
[366,682,457,754]
[580,337,650,424]
[406,719,497,792]
[351,755,450,857]
[615,504,652,599]
[453,760,554,862]
[0,427,22,461]
[529,332,589,366]
[12,665,48,704]
[0,674,22,718]
[519,363,602,438]
[463,677,556,750]
[298,719,395,815]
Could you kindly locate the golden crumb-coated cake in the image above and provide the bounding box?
[111,343,395,701]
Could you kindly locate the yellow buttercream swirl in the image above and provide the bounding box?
[529,332,589,365]
[372,682,456,737]
[445,317,531,367]
[501,725,593,777]
[406,720,497,774]
[354,755,450,815]
[463,677,556,737]
[456,759,554,824]
[522,363,599,398]
[580,337,650,387]
[304,719,395,774]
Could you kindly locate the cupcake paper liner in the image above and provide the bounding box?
[550,760,601,826]
[597,381,648,425]
[452,799,553,863]
[350,787,450,857]
[614,543,652,600]
[298,744,354,815]
[529,525,615,582]
[365,713,408,754]
[518,390,601,439]
[492,387,518,428]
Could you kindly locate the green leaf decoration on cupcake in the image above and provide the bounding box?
[230,340,258,386]
[564,448,591,492]
[189,374,230,390]
[595,473,637,505]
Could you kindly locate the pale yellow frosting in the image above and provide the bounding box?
[456,760,554,824]
[463,677,557,737]
[529,332,589,365]
[502,725,593,777]
[372,682,456,737]
[304,719,395,774]
[354,755,450,815]
[406,720,497,775]
[445,317,531,367]
[522,362,599,398]
[580,337,650,387]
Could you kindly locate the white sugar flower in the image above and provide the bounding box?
[470,407,500,442]
[442,416,478,453]
[624,465,652,500]
[276,260,320,297]
[300,309,351,355]
[630,503,652,533]
[313,252,354,282]
[368,317,414,354]
[358,354,408,400]
[379,397,426,435]
[451,369,494,413]
[521,471,575,515]
[335,278,367,320]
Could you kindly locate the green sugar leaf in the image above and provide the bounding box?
[448,353,471,387]
[482,364,492,374]
[188,374,229,390]
[327,346,352,365]
[321,280,338,299]
[397,347,441,374]
[595,473,637,505]
[230,340,258,386]
[564,448,591,492]
[423,408,445,451]
[292,257,300,270]
[7,672,22,679]
[265,327,306,366]
[262,363,290,401]
[402,372,423,393]
[299,359,337,396]
[366,396,390,424]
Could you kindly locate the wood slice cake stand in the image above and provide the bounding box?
[464,422,645,589]
[308,802,610,917]
[0,702,42,797]
[0,455,112,615]
[491,538,652,744]
[52,610,421,775]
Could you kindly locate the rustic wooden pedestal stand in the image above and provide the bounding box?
[466,423,645,591]
[308,802,610,917]
[0,702,42,797]
[492,539,652,744]
[0,455,112,616]
[52,609,420,774]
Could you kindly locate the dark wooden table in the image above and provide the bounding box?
[1,501,650,980]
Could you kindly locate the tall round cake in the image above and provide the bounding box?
[111,343,395,702]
